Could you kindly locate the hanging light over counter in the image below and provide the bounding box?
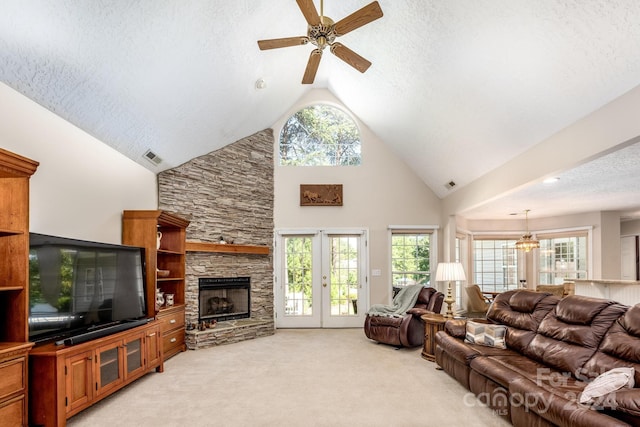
[515,209,540,252]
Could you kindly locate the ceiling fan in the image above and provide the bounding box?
[257,0,383,84]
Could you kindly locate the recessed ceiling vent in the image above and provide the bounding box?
[445,181,456,190]
[143,149,162,166]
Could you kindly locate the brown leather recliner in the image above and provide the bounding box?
[364,287,444,347]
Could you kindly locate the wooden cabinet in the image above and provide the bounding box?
[122,210,190,359]
[0,148,39,427]
[0,343,33,427]
[64,350,93,414]
[29,321,163,427]
[156,305,186,359]
[94,339,124,397]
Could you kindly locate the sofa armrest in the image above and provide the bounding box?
[444,319,467,338]
[407,307,431,317]
[601,388,640,417]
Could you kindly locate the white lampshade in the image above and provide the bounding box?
[435,262,466,282]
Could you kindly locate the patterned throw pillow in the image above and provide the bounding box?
[579,367,635,405]
[464,320,507,349]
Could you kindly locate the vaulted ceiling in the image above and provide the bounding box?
[2,1,640,220]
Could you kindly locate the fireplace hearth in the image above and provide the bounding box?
[199,277,250,322]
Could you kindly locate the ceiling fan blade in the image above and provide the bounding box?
[334,1,383,36]
[257,36,309,50]
[330,42,371,73]
[296,0,321,26]
[302,49,322,84]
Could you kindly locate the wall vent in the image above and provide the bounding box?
[143,149,162,166]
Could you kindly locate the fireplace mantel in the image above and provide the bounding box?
[185,240,270,255]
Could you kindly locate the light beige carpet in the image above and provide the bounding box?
[67,328,510,427]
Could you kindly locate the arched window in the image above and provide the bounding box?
[279,104,361,166]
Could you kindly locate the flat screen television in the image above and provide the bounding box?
[28,233,149,345]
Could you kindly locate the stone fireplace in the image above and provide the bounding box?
[158,129,275,349]
[198,277,250,322]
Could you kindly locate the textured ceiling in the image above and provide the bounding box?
[2,1,640,220]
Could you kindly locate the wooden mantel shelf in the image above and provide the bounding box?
[186,240,270,255]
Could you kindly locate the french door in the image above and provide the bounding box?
[275,229,368,328]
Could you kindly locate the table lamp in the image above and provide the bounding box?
[435,262,467,319]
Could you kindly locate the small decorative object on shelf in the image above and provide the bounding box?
[157,269,170,277]
[155,290,165,310]
[165,293,174,307]
[219,235,227,244]
[157,231,162,249]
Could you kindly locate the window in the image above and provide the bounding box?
[279,104,361,166]
[473,238,518,293]
[538,232,588,284]
[391,232,433,291]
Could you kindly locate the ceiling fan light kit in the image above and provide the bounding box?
[257,0,383,84]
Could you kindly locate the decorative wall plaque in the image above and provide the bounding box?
[300,184,343,206]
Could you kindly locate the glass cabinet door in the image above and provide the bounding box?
[95,342,124,396]
[124,333,145,380]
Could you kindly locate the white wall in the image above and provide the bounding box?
[441,84,640,218]
[0,83,157,244]
[273,89,441,306]
[462,211,624,282]
[622,219,640,236]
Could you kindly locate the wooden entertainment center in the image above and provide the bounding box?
[29,320,162,426]
[0,148,182,426]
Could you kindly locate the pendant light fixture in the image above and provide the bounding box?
[515,209,539,252]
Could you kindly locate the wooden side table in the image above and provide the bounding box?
[421,312,447,362]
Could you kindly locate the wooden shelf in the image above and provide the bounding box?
[157,277,184,283]
[122,210,189,360]
[185,241,270,255]
[0,148,38,427]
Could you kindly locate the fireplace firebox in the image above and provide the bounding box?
[198,277,250,322]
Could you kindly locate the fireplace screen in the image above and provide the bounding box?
[198,277,250,322]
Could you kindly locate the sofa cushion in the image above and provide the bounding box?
[524,296,628,377]
[465,320,506,349]
[604,388,640,417]
[579,367,635,406]
[622,304,640,337]
[509,290,550,313]
[509,377,630,427]
[582,304,640,385]
[471,354,550,389]
[555,295,614,325]
[486,290,559,353]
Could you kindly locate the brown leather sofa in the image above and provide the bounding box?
[364,286,444,347]
[435,290,640,426]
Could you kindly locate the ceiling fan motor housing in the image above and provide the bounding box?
[308,17,336,49]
